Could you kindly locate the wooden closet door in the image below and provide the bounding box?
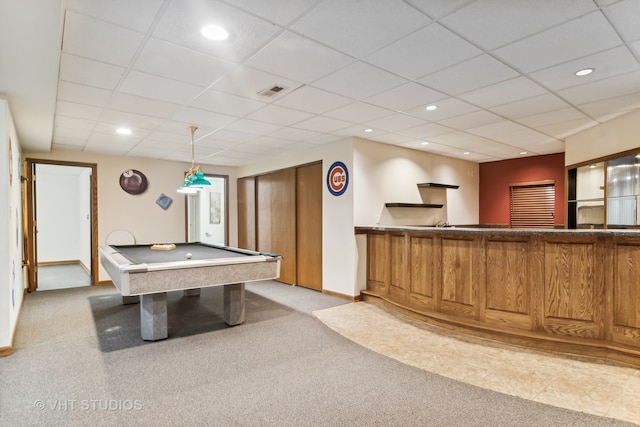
[256,169,297,284]
[237,177,255,250]
[296,162,322,290]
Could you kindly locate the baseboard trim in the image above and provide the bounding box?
[322,289,360,302]
[0,345,12,357]
[38,259,81,267]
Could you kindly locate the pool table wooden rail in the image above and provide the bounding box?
[355,226,640,367]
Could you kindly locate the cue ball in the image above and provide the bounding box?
[186,252,192,259]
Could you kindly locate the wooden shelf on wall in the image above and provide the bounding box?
[385,203,443,208]
[417,183,459,189]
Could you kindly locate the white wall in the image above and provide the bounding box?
[565,109,640,166]
[353,138,479,226]
[0,98,25,351]
[36,166,89,264]
[23,149,238,283]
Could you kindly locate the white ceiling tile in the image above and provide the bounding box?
[274,85,352,114]
[333,125,384,138]
[210,65,303,101]
[441,0,597,50]
[371,133,414,144]
[418,55,519,95]
[291,0,431,58]
[63,12,144,66]
[364,113,427,132]
[292,116,352,133]
[53,127,91,145]
[56,101,103,121]
[225,118,283,135]
[108,93,181,119]
[399,123,454,139]
[324,102,394,123]
[458,77,548,109]
[489,93,570,119]
[57,81,112,107]
[403,98,479,121]
[59,54,125,90]
[304,133,346,145]
[312,61,407,101]
[268,127,321,141]
[404,0,476,19]
[170,107,237,130]
[99,110,165,130]
[54,115,96,131]
[605,0,640,42]
[517,107,589,128]
[190,89,266,116]
[529,46,640,91]
[229,0,318,26]
[93,124,153,141]
[84,132,139,154]
[366,23,481,79]
[524,139,566,155]
[133,38,236,87]
[577,92,640,121]
[65,0,164,33]
[204,129,256,143]
[535,118,599,139]
[364,82,447,111]
[152,0,282,62]
[246,136,294,148]
[119,70,205,104]
[126,145,177,159]
[493,11,622,73]
[468,121,557,146]
[557,70,640,105]
[246,31,353,83]
[438,110,504,130]
[246,104,312,126]
[157,120,223,138]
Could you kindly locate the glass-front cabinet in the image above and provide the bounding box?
[567,151,640,229]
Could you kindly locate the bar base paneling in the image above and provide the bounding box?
[356,226,640,368]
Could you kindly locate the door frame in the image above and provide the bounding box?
[24,158,98,292]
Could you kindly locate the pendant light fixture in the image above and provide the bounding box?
[177,125,211,194]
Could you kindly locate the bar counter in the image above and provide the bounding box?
[355,226,640,367]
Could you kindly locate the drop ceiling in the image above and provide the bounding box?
[2,0,640,166]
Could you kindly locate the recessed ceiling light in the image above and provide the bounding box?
[364,128,373,133]
[463,151,470,155]
[201,24,229,41]
[116,128,132,135]
[421,142,429,145]
[520,151,527,155]
[575,68,594,76]
[425,105,438,111]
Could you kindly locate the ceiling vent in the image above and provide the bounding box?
[257,85,286,97]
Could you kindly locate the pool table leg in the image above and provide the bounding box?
[140,293,168,341]
[184,288,201,297]
[122,295,139,305]
[224,283,245,326]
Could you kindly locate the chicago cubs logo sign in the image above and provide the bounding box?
[327,161,349,196]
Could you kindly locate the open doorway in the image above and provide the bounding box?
[24,159,98,292]
[186,174,228,245]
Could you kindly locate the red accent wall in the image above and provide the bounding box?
[479,153,565,226]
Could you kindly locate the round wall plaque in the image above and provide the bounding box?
[119,169,148,195]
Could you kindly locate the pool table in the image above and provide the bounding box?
[99,242,282,341]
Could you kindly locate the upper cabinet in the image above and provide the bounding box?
[567,151,640,229]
